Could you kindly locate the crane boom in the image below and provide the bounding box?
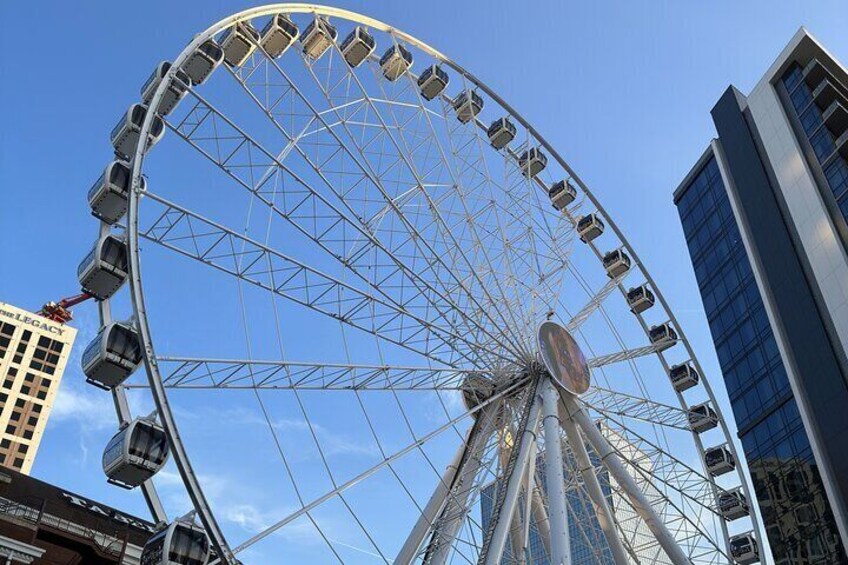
[38,292,93,324]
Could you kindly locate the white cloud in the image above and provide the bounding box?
[51,383,117,431]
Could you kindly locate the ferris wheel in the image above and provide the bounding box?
[77,4,765,564]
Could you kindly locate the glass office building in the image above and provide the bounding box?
[674,29,848,565]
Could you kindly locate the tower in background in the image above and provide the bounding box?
[0,301,77,474]
[674,28,848,564]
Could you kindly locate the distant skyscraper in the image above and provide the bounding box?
[480,444,615,565]
[673,29,848,564]
[479,428,674,565]
[0,302,77,474]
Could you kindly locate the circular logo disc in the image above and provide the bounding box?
[538,321,591,395]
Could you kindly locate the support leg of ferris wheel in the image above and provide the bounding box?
[557,396,629,565]
[530,473,552,559]
[482,390,542,565]
[541,377,571,565]
[561,394,691,565]
[396,404,497,565]
[420,403,500,565]
[395,435,467,565]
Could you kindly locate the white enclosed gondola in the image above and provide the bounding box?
[602,249,631,278]
[718,488,749,521]
[340,26,376,68]
[549,180,576,211]
[576,213,604,242]
[626,284,655,314]
[380,44,413,81]
[688,402,719,433]
[729,532,759,564]
[103,417,170,489]
[111,104,165,160]
[705,444,736,476]
[518,147,547,178]
[140,62,191,117]
[301,16,337,60]
[487,118,516,149]
[649,322,677,351]
[141,520,210,565]
[181,39,224,85]
[418,64,449,101]
[669,362,699,392]
[88,160,145,225]
[78,234,129,300]
[220,21,260,67]
[81,321,143,389]
[453,90,483,123]
[260,14,299,58]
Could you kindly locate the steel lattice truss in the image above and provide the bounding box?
[87,6,763,565]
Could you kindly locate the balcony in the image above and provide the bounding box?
[823,100,848,138]
[802,58,827,88]
[812,78,840,111]
[836,130,848,160]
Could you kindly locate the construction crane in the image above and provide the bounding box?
[38,293,93,324]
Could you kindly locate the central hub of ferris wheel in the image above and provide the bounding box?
[537,320,591,396]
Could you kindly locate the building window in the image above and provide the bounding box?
[27,416,37,427]
[2,380,13,390]
[36,391,47,400]
[0,439,10,449]
[13,458,23,468]
[31,403,41,413]
[22,431,32,440]
[6,424,16,434]
[20,386,30,396]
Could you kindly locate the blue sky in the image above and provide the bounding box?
[1,0,847,562]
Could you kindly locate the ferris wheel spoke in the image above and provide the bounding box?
[565,270,630,332]
[367,38,533,357]
[225,39,524,361]
[592,416,732,562]
[166,90,518,365]
[296,40,526,357]
[587,342,675,368]
[424,66,575,335]
[602,459,727,564]
[137,357,478,390]
[405,71,535,354]
[227,375,517,557]
[580,388,691,431]
[138,191,502,367]
[599,414,731,529]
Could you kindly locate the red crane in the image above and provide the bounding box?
[38,293,93,324]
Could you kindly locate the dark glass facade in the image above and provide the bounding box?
[480,452,614,565]
[676,155,846,564]
[781,63,848,222]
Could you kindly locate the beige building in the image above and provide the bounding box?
[0,302,77,474]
